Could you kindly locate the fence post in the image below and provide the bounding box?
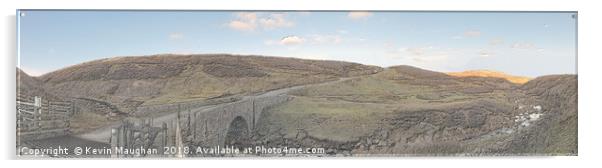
[16,117,21,155]
[127,121,133,151]
[110,128,119,158]
[252,98,255,130]
[187,111,191,137]
[34,96,41,136]
[70,101,75,116]
[119,121,127,156]
[192,113,197,141]
[171,120,175,150]
[175,115,184,158]
[66,101,73,132]
[162,122,167,157]
[47,99,51,118]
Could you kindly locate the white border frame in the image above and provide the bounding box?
[2,0,600,168]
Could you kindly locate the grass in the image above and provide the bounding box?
[293,76,432,97]
[259,96,397,142]
[144,67,341,106]
[259,69,528,150]
[259,73,491,143]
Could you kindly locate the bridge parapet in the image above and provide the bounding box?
[112,94,292,157]
[173,94,292,150]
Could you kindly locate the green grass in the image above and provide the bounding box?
[293,76,432,97]
[260,96,397,142]
[259,72,519,145]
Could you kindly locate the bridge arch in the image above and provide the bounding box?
[224,116,250,147]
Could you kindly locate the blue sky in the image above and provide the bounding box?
[18,10,576,77]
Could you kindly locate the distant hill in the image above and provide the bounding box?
[37,54,383,113]
[388,65,452,79]
[17,68,61,101]
[446,70,531,84]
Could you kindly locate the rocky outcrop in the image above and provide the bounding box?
[503,75,577,155]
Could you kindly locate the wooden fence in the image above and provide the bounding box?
[109,118,175,158]
[17,95,74,142]
[109,110,190,158]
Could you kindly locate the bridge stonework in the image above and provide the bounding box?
[172,94,291,148]
[109,94,292,157]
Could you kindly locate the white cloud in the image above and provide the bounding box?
[511,42,537,50]
[452,30,481,39]
[404,46,436,56]
[478,50,494,57]
[464,30,481,37]
[309,34,342,44]
[228,20,256,31]
[280,36,305,45]
[394,46,450,63]
[259,13,294,29]
[337,29,349,34]
[412,54,449,63]
[452,35,464,40]
[227,12,258,31]
[267,34,344,46]
[237,12,258,22]
[489,38,504,46]
[168,32,184,40]
[511,42,547,54]
[227,12,294,31]
[406,47,425,56]
[383,42,401,56]
[264,40,277,46]
[348,12,373,20]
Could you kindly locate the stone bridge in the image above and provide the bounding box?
[180,94,291,147]
[118,94,292,155]
[110,79,348,157]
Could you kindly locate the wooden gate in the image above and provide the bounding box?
[17,95,74,142]
[109,119,170,157]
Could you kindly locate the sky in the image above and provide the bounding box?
[18,10,577,77]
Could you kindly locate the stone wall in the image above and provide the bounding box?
[134,97,239,116]
[160,94,292,148]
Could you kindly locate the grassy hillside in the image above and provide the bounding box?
[255,66,577,155]
[17,68,61,101]
[38,54,382,114]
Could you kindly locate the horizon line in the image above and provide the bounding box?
[17,52,575,78]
